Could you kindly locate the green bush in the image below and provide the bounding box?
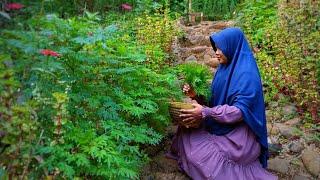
[237,0,320,122]
[135,8,181,70]
[0,55,39,178]
[0,11,182,178]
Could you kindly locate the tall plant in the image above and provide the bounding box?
[192,0,241,20]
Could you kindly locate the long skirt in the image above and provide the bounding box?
[169,123,277,180]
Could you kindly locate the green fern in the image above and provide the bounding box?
[177,62,212,99]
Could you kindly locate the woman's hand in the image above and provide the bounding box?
[179,103,203,128]
[182,83,196,98]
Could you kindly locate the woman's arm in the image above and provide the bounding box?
[202,105,242,123]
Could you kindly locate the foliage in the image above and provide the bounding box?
[0,54,38,178]
[235,0,279,104]
[135,7,181,69]
[167,0,187,14]
[177,62,212,98]
[32,0,145,15]
[272,0,319,122]
[0,9,182,179]
[236,0,277,48]
[192,0,241,20]
[12,0,182,17]
[237,0,320,122]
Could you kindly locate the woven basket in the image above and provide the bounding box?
[169,102,194,123]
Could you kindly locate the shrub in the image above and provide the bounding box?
[135,7,181,70]
[0,12,182,178]
[237,0,319,122]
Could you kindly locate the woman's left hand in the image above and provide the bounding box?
[179,103,203,128]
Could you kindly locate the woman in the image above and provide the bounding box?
[168,28,277,180]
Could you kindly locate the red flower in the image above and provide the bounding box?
[40,49,61,57]
[5,3,24,11]
[121,3,132,11]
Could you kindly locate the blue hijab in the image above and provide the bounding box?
[206,28,269,168]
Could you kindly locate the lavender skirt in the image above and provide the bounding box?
[169,123,277,180]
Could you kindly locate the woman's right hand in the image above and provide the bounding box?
[182,83,196,98]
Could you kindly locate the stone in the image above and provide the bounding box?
[270,125,280,135]
[185,55,197,62]
[268,158,290,174]
[289,140,304,153]
[268,143,282,157]
[190,46,207,54]
[285,117,301,126]
[194,31,202,36]
[275,123,294,138]
[178,47,189,54]
[193,25,201,29]
[292,174,310,180]
[209,22,229,29]
[282,104,297,116]
[189,35,205,45]
[185,28,193,34]
[301,148,320,177]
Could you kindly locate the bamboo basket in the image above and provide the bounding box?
[169,102,194,124]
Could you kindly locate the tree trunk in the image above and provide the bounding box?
[188,0,192,22]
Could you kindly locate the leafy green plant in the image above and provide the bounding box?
[135,7,181,70]
[192,0,241,20]
[0,54,39,178]
[236,0,277,49]
[0,9,183,178]
[177,62,212,99]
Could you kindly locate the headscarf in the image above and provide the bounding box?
[206,27,269,168]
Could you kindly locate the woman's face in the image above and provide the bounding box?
[215,48,228,64]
